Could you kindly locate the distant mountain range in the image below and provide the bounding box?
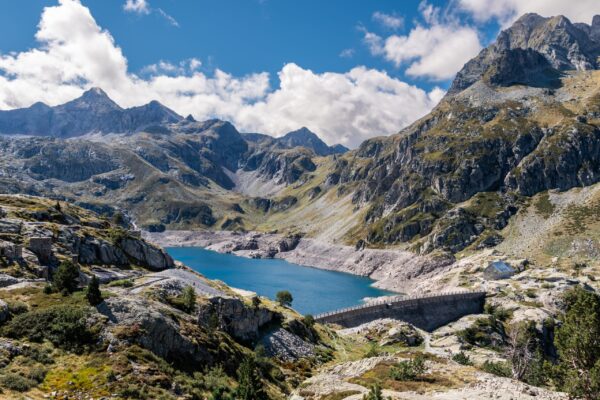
[1,12,600,261]
[0,87,347,157]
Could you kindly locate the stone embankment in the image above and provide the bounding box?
[144,230,455,292]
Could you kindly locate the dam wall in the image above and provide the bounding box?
[315,291,486,331]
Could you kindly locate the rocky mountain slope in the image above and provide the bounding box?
[1,12,600,261]
[0,194,329,398]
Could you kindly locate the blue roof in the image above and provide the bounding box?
[490,261,514,273]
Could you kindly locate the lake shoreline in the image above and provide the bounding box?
[144,230,456,293]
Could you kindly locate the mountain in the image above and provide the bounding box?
[0,87,182,137]
[277,127,348,156]
[1,13,600,260]
[450,13,600,94]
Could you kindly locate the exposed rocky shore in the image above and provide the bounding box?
[144,230,455,293]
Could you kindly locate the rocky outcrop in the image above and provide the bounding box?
[118,237,174,271]
[450,13,600,94]
[98,297,223,367]
[261,327,315,361]
[197,296,275,342]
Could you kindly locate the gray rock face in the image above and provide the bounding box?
[119,237,174,271]
[0,299,9,323]
[449,13,600,94]
[197,296,275,342]
[261,327,315,361]
[98,297,214,365]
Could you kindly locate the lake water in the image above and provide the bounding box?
[166,246,395,315]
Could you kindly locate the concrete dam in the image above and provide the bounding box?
[314,291,486,331]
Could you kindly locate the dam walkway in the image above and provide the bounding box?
[314,291,486,331]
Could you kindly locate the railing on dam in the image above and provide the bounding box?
[314,290,487,330]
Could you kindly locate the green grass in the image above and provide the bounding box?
[534,192,555,219]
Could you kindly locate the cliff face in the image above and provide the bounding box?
[449,13,600,94]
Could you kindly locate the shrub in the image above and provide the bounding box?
[481,360,511,377]
[303,314,315,327]
[2,305,95,351]
[251,296,260,309]
[86,275,103,306]
[6,300,28,316]
[362,383,386,400]
[452,351,473,366]
[52,260,79,294]
[389,354,426,381]
[108,279,134,288]
[555,287,600,398]
[275,290,293,307]
[0,373,37,392]
[235,357,267,400]
[364,342,380,358]
[182,285,196,313]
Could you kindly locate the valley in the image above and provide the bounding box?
[0,8,600,400]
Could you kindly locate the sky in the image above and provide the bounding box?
[0,0,599,147]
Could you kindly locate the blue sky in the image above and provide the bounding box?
[0,0,490,91]
[0,0,598,146]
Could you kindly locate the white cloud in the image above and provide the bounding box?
[372,11,404,30]
[364,3,482,80]
[458,0,600,26]
[383,24,481,80]
[235,64,443,147]
[339,48,355,58]
[123,0,149,14]
[123,0,179,27]
[156,8,179,27]
[0,0,442,148]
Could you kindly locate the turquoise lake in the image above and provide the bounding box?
[166,247,395,315]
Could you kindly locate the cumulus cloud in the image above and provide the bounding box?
[372,11,404,30]
[364,2,482,80]
[123,0,149,14]
[0,0,442,148]
[383,24,481,80]
[458,0,600,26]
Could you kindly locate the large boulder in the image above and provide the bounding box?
[119,237,174,271]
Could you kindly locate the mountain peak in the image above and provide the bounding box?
[448,12,600,95]
[278,127,348,156]
[61,87,122,112]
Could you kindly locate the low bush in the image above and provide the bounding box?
[108,279,134,288]
[2,305,96,351]
[452,351,473,366]
[389,354,426,381]
[481,360,511,377]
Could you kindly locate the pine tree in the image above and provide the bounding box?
[363,383,386,400]
[86,275,103,306]
[53,260,80,294]
[555,287,600,399]
[182,285,196,312]
[235,357,266,400]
